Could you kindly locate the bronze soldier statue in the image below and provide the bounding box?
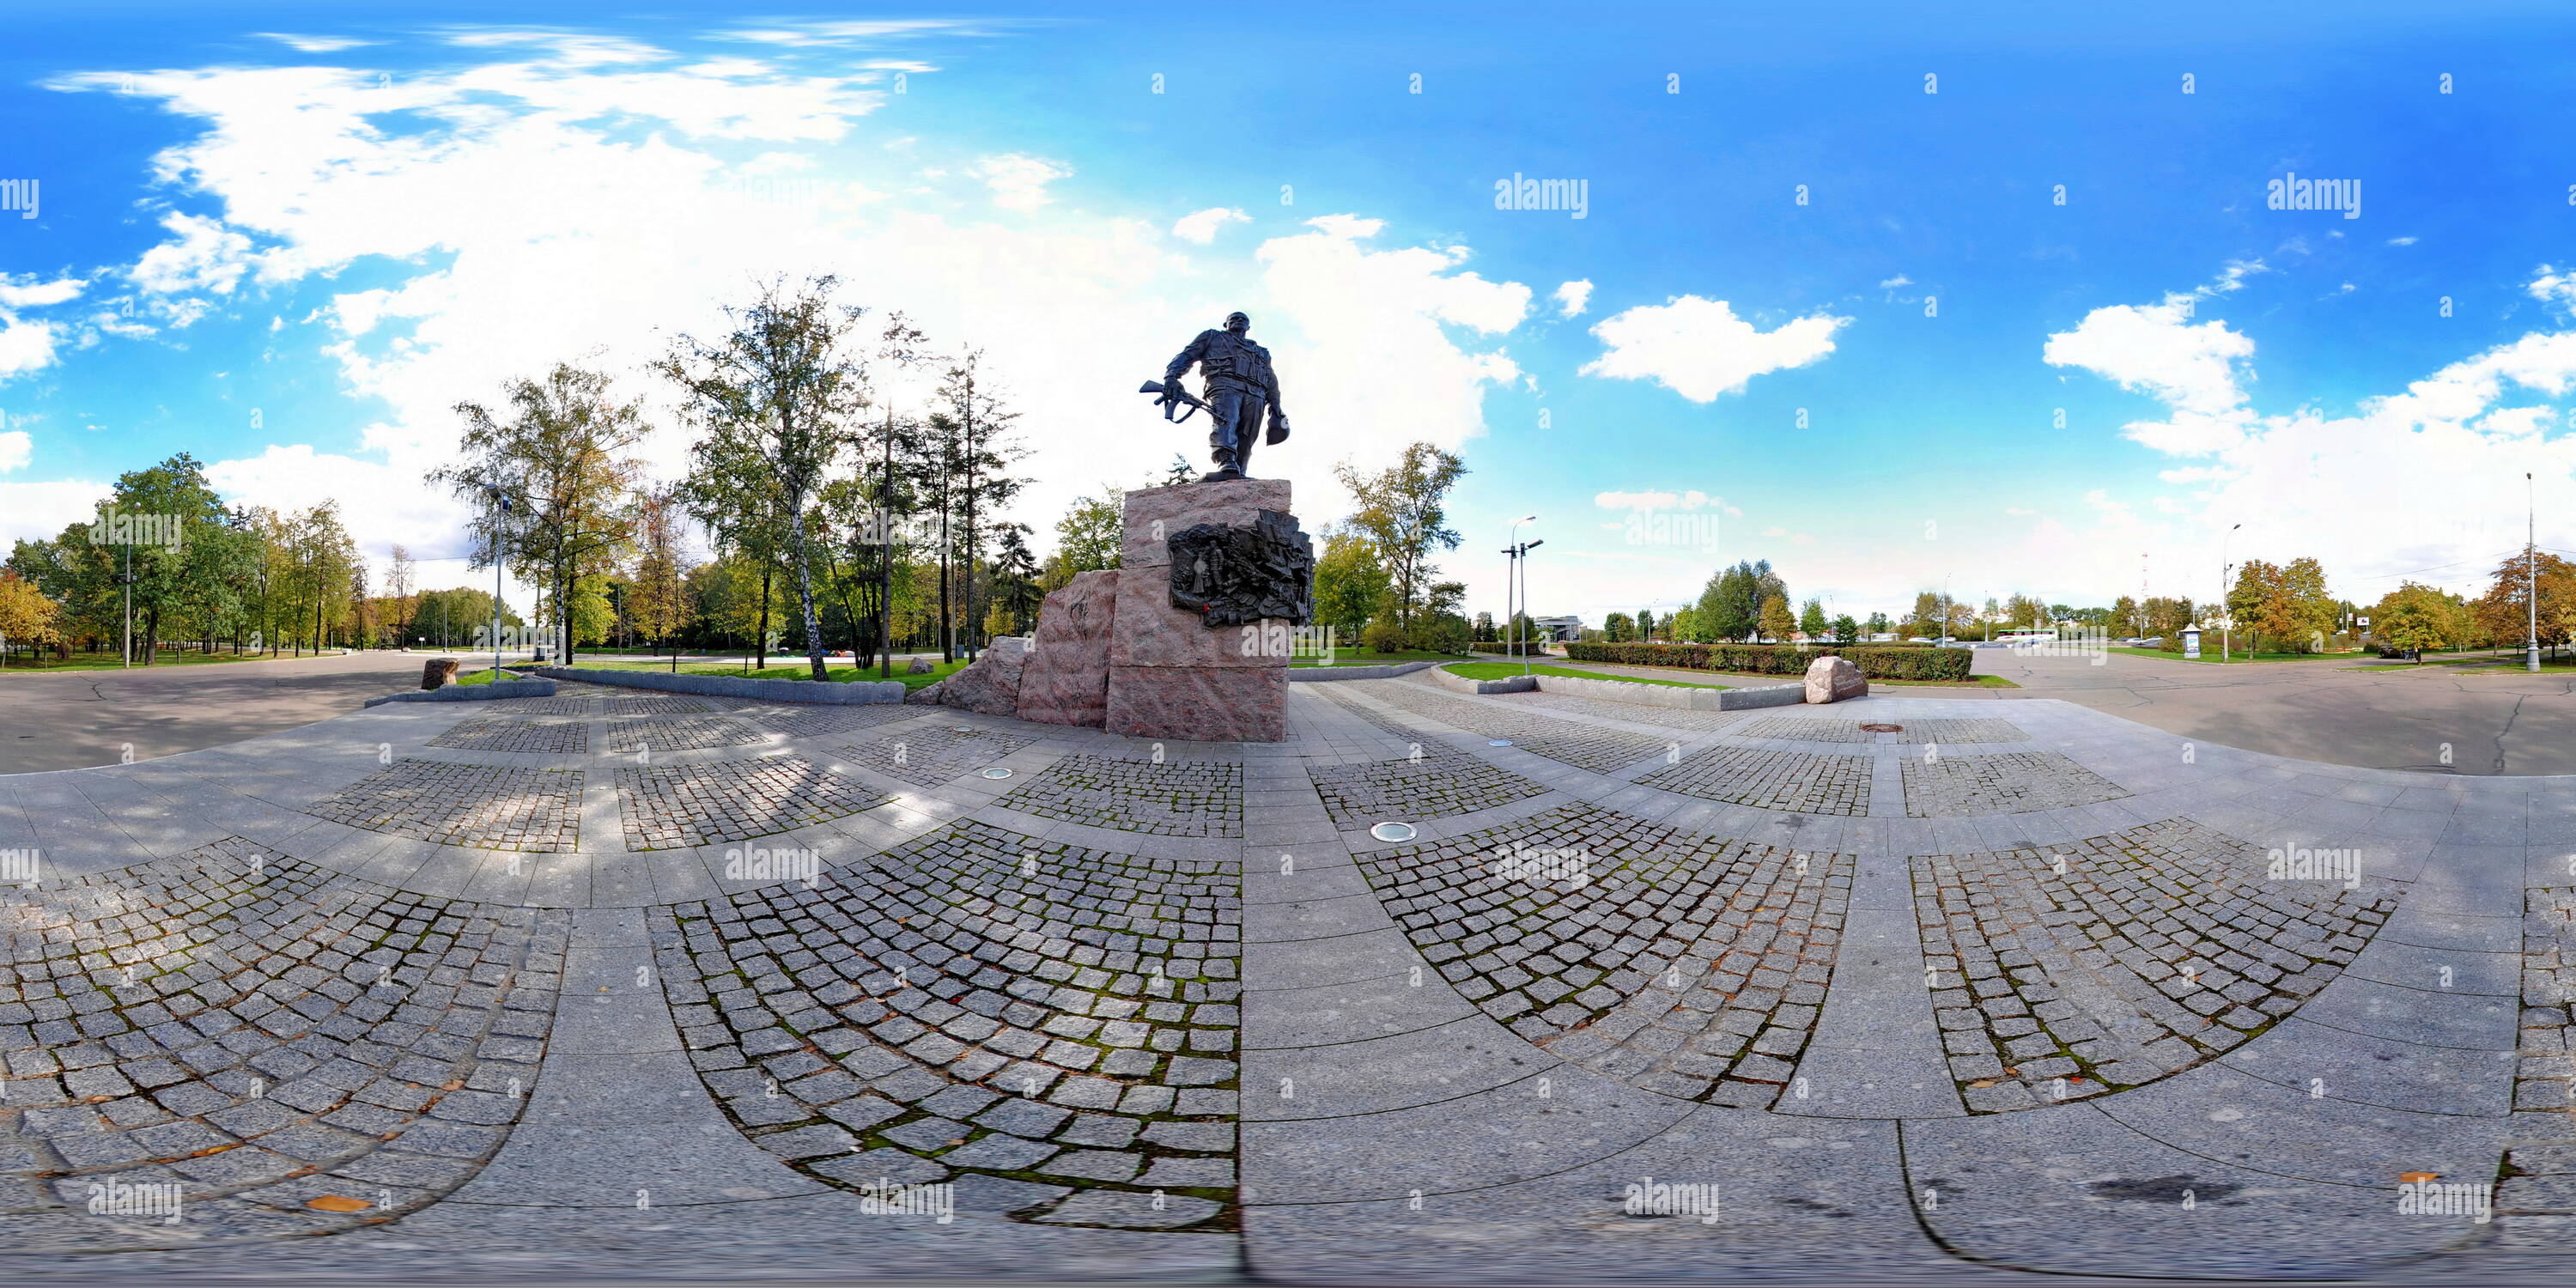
[1145,311,1289,482]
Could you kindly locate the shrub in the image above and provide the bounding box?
[1564,640,1973,682]
[1360,616,1406,653]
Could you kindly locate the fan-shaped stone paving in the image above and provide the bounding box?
[0,838,562,1252]
[1914,817,2397,1110]
[1637,745,1875,815]
[0,669,2564,1281]
[994,754,1244,838]
[649,819,1239,1230]
[1307,746,1550,827]
[1738,715,2026,744]
[305,760,582,852]
[614,756,893,850]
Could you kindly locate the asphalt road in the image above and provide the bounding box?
[1977,647,2576,776]
[0,651,488,775]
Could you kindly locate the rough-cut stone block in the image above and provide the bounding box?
[1118,477,1291,571]
[1104,665,1285,743]
[1107,571,1285,669]
[936,636,1028,717]
[905,657,933,674]
[1017,570,1119,728]
[422,658,460,690]
[1803,655,1868,703]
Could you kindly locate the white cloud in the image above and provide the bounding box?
[2532,265,2576,313]
[1552,279,1592,318]
[1580,295,1846,402]
[255,33,375,53]
[2388,235,2418,246]
[2038,264,2576,605]
[1170,206,1248,244]
[42,46,1531,573]
[974,153,1071,212]
[2041,293,2257,453]
[0,429,29,471]
[1878,275,1911,289]
[129,212,258,296]
[1595,489,1716,511]
[0,276,84,308]
[0,477,107,550]
[0,312,58,380]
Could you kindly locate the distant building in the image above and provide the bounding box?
[1530,615,1584,643]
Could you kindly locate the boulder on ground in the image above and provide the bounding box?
[1803,654,1868,703]
[422,658,460,690]
[906,657,935,674]
[932,637,1030,716]
[1017,569,1120,728]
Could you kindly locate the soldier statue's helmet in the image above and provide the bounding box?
[1224,311,1250,331]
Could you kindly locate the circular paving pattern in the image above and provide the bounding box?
[2,671,2567,1280]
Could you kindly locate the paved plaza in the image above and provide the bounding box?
[2,671,2573,1280]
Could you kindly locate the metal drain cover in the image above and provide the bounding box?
[1860,723,1904,733]
[980,768,1013,780]
[1369,822,1419,843]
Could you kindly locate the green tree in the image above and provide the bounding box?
[1758,593,1795,643]
[440,363,643,666]
[1798,598,1827,642]
[2372,581,2470,658]
[0,571,62,665]
[1830,613,1858,643]
[1636,608,1656,641]
[1311,526,1391,641]
[1864,610,1891,638]
[1043,485,1124,591]
[1603,611,1634,642]
[660,276,878,680]
[1334,443,1466,631]
[627,485,693,653]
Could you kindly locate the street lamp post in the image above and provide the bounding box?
[2220,522,2241,663]
[2529,473,2541,673]
[1519,539,1545,675]
[1505,515,1536,665]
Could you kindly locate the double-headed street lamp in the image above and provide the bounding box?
[1502,515,1540,676]
[2220,522,2241,663]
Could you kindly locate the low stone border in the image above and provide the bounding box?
[527,665,905,704]
[362,677,557,707]
[1288,659,1447,682]
[1430,667,1537,696]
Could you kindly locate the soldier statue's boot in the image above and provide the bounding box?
[1203,449,1246,483]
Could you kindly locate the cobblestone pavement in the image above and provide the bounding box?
[2521,889,2576,1115]
[601,715,769,754]
[427,717,590,755]
[1358,803,1849,1108]
[842,726,1042,788]
[307,760,582,852]
[996,755,1244,837]
[0,837,562,1251]
[1914,817,2395,1111]
[1348,678,1668,774]
[1637,746,1874,815]
[649,819,1239,1230]
[3,680,2565,1281]
[1738,715,2026,744]
[615,756,895,850]
[1903,750,2133,816]
[1307,746,1550,827]
[744,703,922,739]
[1498,690,1756,732]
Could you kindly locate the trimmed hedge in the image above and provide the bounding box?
[1564,641,1974,682]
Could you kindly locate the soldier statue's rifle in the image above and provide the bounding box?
[1139,380,1207,423]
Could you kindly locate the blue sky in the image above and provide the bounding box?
[6,1,2576,627]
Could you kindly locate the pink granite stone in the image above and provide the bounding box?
[1015,570,1119,727]
[1106,570,1290,669]
[1119,477,1293,572]
[934,636,1029,717]
[1803,654,1869,703]
[1104,665,1286,743]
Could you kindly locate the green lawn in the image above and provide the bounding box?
[564,657,969,691]
[2108,646,2372,665]
[1292,650,1472,669]
[1447,662,1726,690]
[1545,659,2017,690]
